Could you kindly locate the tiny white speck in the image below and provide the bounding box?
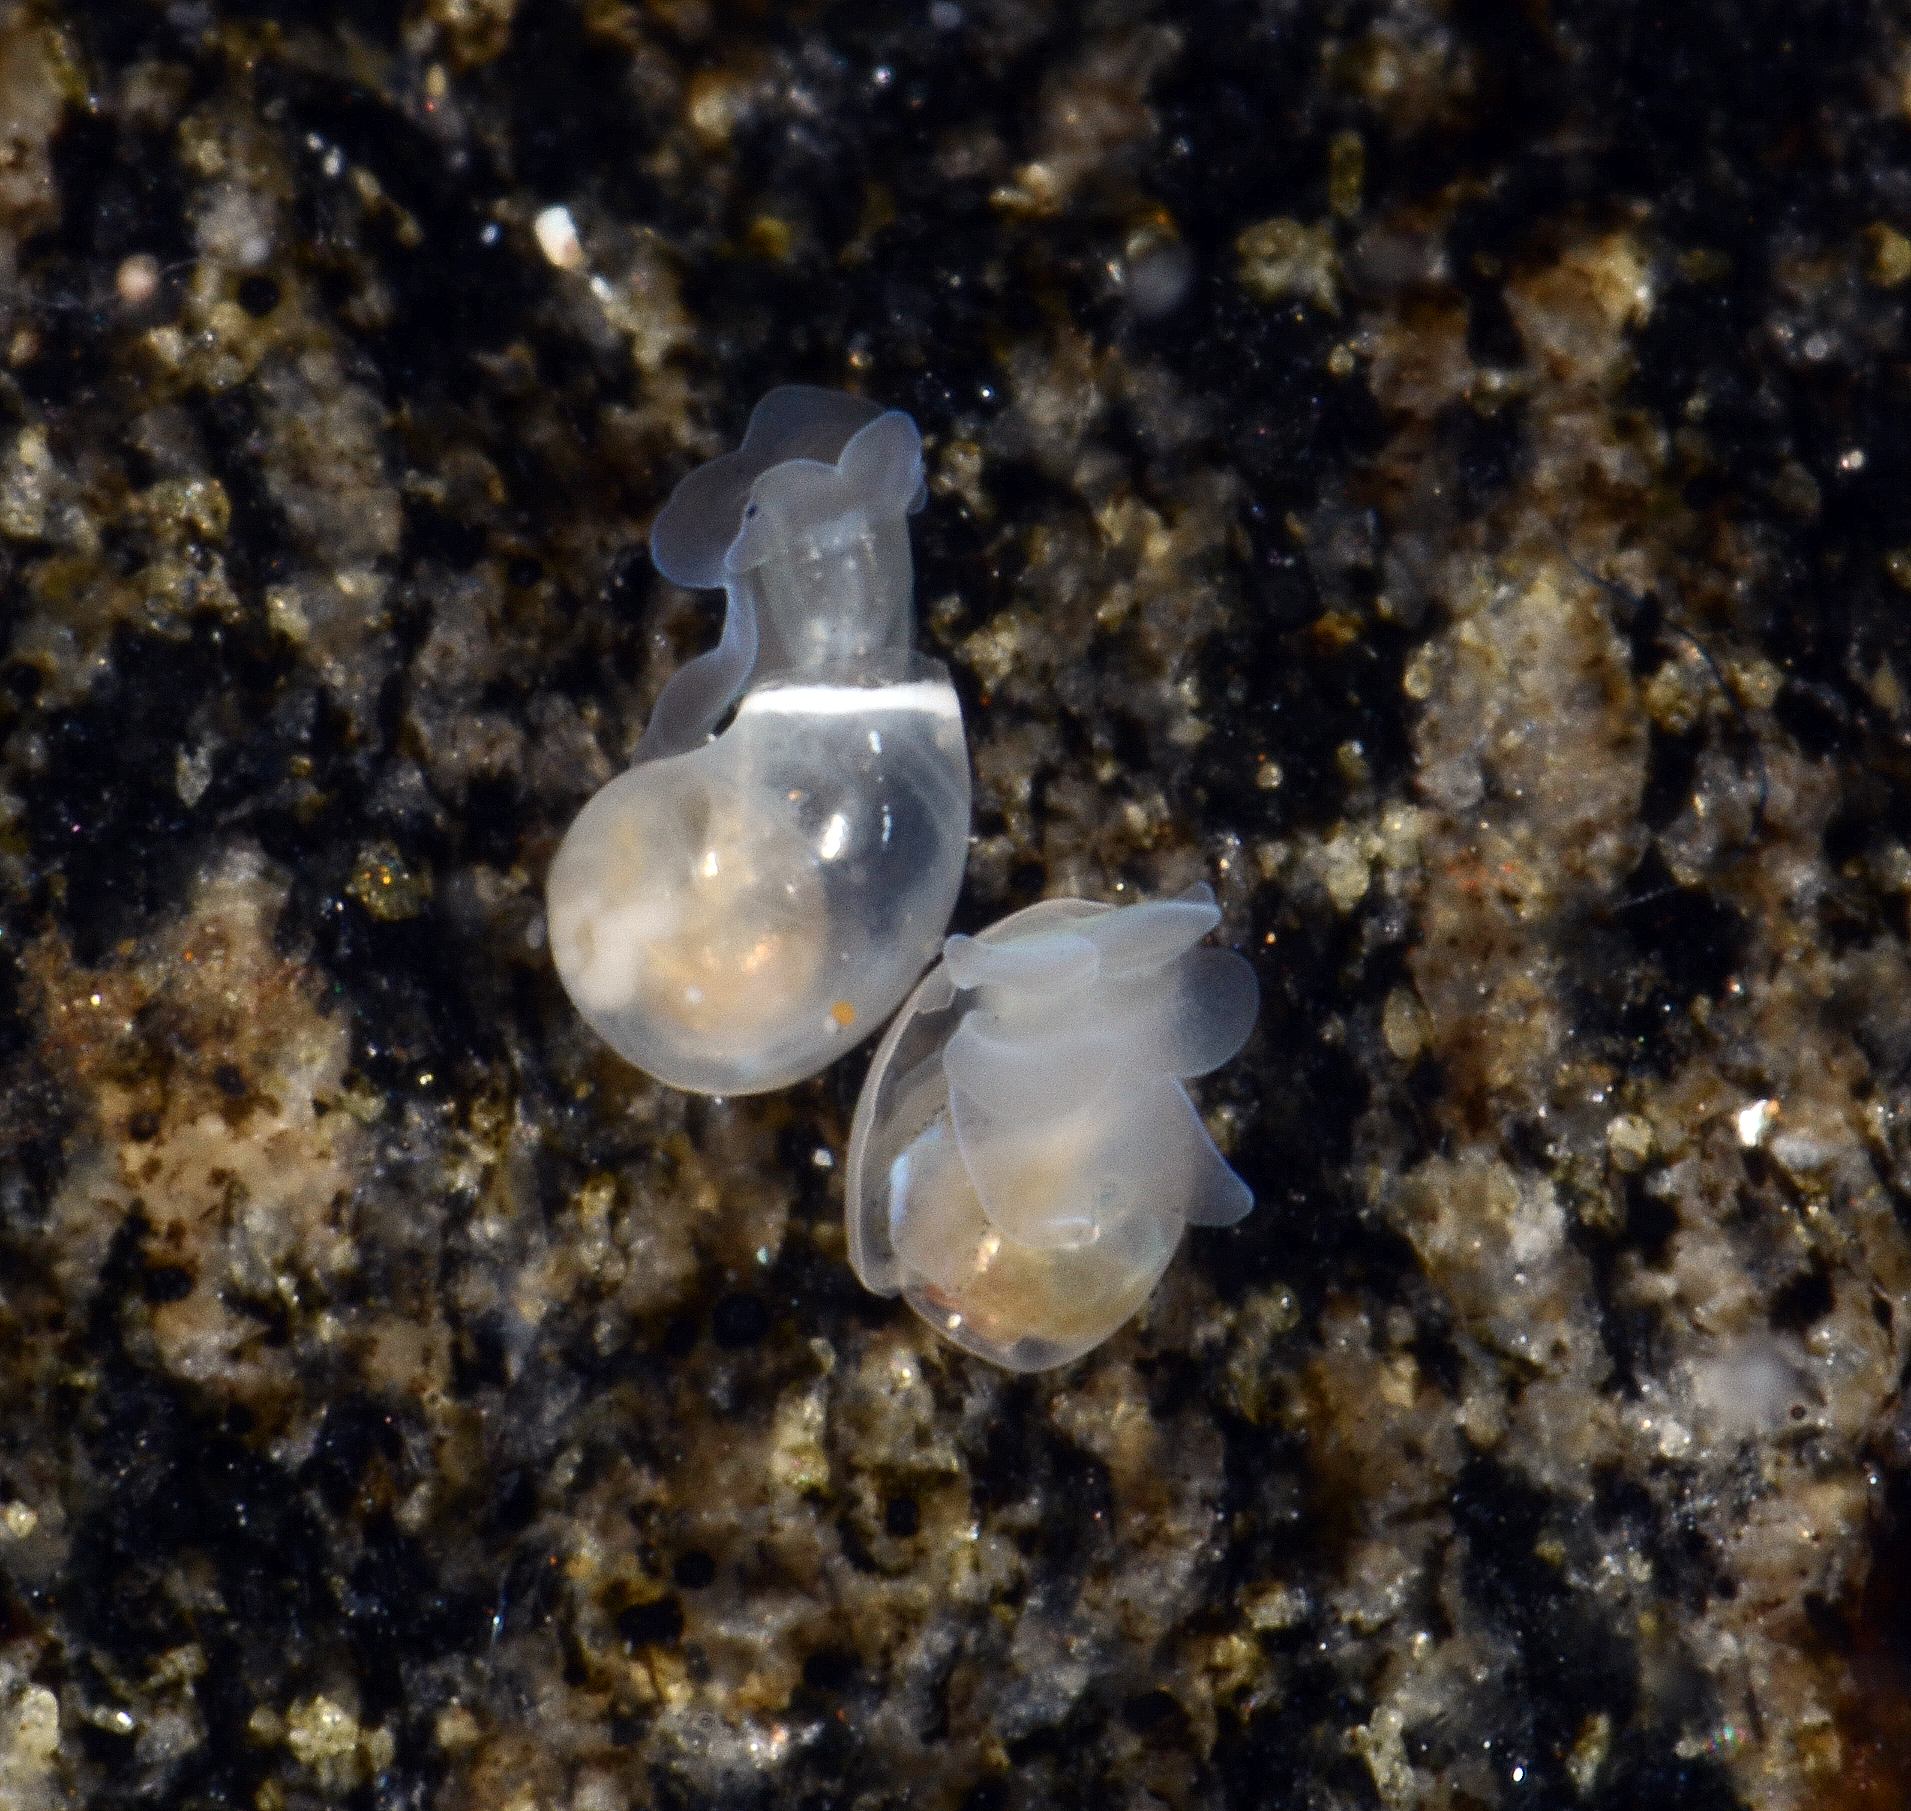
[0,1501,37,1539]
[700,849,720,878]
[1736,1098,1776,1147]
[813,1148,835,1169]
[480,222,500,245]
[1839,448,1866,471]
[868,729,882,753]
[756,1246,770,1265]
[534,205,585,270]
[819,812,849,860]
[115,253,161,307]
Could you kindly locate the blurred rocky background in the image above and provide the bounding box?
[4,1,1911,1807]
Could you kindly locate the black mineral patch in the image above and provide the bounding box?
[5,1,1909,1807]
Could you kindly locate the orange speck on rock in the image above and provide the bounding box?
[831,1000,857,1028]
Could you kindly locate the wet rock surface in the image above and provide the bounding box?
[3,1,1911,1807]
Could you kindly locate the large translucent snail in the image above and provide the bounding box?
[846,885,1260,1370]
[547,388,971,1094]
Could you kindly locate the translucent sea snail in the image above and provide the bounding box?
[547,388,972,1094]
[846,885,1260,1370]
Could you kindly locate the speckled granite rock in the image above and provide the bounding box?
[4,2,1911,1808]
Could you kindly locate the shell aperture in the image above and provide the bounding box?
[845,885,1260,1370]
[547,389,970,1095]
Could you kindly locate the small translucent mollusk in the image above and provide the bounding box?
[547,389,970,1094]
[846,885,1260,1370]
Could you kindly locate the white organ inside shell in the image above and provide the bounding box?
[546,388,971,1094]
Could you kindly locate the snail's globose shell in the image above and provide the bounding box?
[548,658,968,1093]
[547,389,970,1094]
[846,886,1260,1370]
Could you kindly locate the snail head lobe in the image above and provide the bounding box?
[641,387,926,759]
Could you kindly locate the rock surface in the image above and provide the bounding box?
[2,2,1910,1808]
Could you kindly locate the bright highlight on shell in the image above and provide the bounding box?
[846,885,1260,1370]
[546,389,971,1094]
